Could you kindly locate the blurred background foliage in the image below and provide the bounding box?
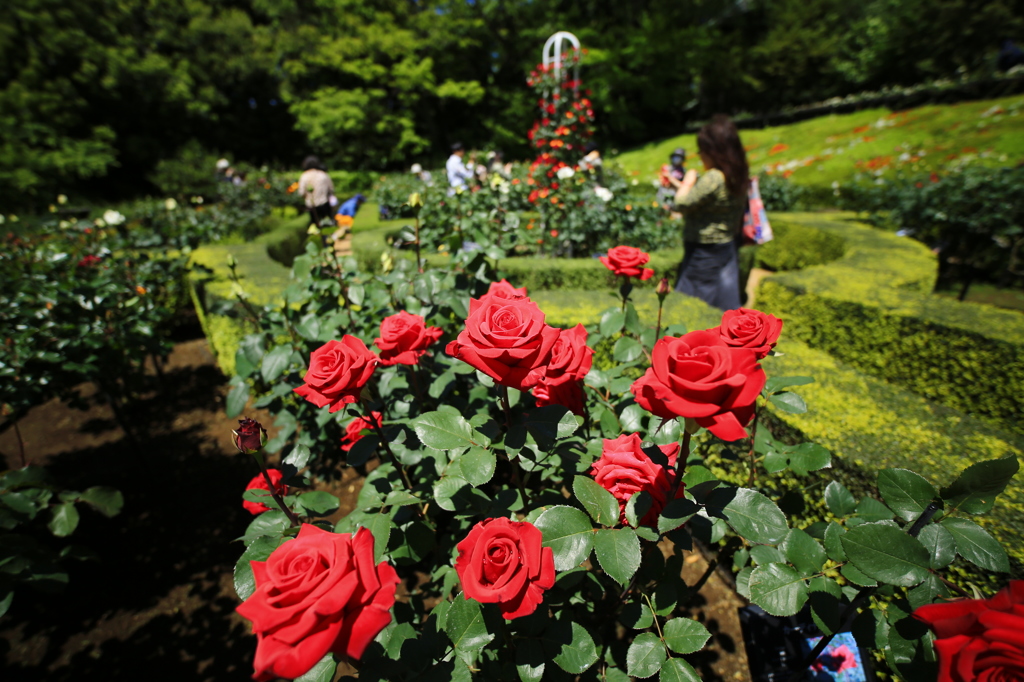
[3,0,1023,209]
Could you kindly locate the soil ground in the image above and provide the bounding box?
[0,333,750,682]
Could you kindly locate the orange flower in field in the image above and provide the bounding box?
[550,140,565,149]
[539,189,549,198]
[566,111,575,119]
[962,146,978,154]
[512,178,520,185]
[852,125,870,134]
[550,230,559,237]
[263,183,271,189]
[286,182,299,194]
[782,170,794,179]
[625,204,632,211]
[526,178,535,185]
[768,144,789,155]
[537,239,544,244]
[550,197,558,204]
[862,136,876,142]
[135,286,147,296]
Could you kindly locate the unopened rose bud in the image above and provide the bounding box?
[408,192,422,208]
[233,417,267,455]
[226,253,237,269]
[656,277,670,298]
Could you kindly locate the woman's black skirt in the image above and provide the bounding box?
[675,241,741,311]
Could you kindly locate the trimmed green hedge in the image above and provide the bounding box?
[754,217,846,271]
[756,212,1024,432]
[535,287,1024,568]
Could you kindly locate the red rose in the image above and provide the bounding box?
[77,254,102,268]
[294,337,378,413]
[630,329,765,441]
[233,417,267,455]
[373,311,442,366]
[455,517,555,619]
[469,280,529,315]
[445,297,559,390]
[523,324,592,388]
[236,525,399,681]
[590,433,683,526]
[243,469,288,515]
[531,377,586,416]
[716,308,783,359]
[341,411,382,452]
[599,246,654,281]
[914,581,1024,682]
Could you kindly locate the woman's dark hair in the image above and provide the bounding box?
[301,155,325,171]
[696,115,749,195]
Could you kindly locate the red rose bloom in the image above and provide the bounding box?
[469,280,529,315]
[523,324,592,387]
[531,377,586,416]
[233,417,267,455]
[373,311,442,366]
[243,469,288,515]
[445,297,559,390]
[341,411,382,452]
[294,337,378,412]
[455,517,555,620]
[716,308,783,359]
[599,246,655,281]
[630,329,765,441]
[236,525,399,681]
[914,581,1024,682]
[77,254,102,268]
[590,433,683,526]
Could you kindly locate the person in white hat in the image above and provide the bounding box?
[410,163,433,186]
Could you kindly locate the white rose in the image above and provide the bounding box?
[556,166,575,180]
[102,210,125,226]
[165,198,178,211]
[594,187,613,202]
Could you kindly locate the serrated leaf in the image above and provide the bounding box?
[413,411,490,450]
[283,444,312,470]
[856,496,893,522]
[918,523,956,569]
[705,487,788,544]
[226,382,249,418]
[663,618,711,654]
[657,498,699,534]
[764,376,814,395]
[294,653,336,682]
[941,517,1010,572]
[536,505,594,570]
[613,336,643,363]
[261,345,292,383]
[445,596,494,664]
[526,405,580,448]
[358,514,392,563]
[823,522,847,561]
[545,621,598,675]
[297,491,339,515]
[660,658,701,682]
[941,455,1019,515]
[600,309,626,336]
[841,522,931,586]
[878,469,937,522]
[79,486,123,517]
[619,403,645,433]
[47,502,79,537]
[825,481,856,516]
[749,563,808,616]
[769,391,807,413]
[516,638,545,682]
[626,632,666,678]
[460,447,496,486]
[780,528,827,575]
[593,528,641,586]
[573,476,620,526]
[625,491,653,528]
[234,535,280,600]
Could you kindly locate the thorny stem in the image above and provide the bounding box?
[256,456,301,527]
[655,297,665,340]
[746,401,761,487]
[13,418,26,467]
[363,406,415,493]
[787,502,942,682]
[498,385,530,507]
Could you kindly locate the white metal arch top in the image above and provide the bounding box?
[542,31,581,88]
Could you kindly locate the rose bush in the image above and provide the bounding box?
[223,237,1018,682]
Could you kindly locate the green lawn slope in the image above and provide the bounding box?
[615,95,1024,194]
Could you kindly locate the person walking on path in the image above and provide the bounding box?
[298,155,335,225]
[672,115,749,311]
[446,143,474,194]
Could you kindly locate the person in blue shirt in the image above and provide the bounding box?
[336,193,366,220]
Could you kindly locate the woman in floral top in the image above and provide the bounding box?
[668,115,749,310]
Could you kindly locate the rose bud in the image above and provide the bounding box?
[656,277,670,298]
[233,417,267,455]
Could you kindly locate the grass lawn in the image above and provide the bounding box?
[614,95,1024,193]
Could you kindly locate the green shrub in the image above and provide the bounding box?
[754,218,846,271]
[757,213,1024,431]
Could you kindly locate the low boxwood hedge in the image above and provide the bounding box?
[756,212,1024,432]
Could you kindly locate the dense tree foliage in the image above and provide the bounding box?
[2,0,1022,207]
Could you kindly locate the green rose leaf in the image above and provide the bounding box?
[413,411,490,450]
[297,491,340,516]
[433,476,470,513]
[625,491,653,528]
[460,447,497,487]
[780,528,827,575]
[824,481,856,516]
[823,522,847,562]
[445,596,495,666]
[855,497,893,522]
[626,632,666,678]
[764,376,814,395]
[619,404,645,433]
[226,381,249,418]
[614,336,644,363]
[573,475,620,527]
[918,523,957,570]
[261,345,292,383]
[526,405,580,449]
[294,653,336,682]
[345,434,379,467]
[593,528,641,586]
[663,617,711,655]
[705,487,788,544]
[749,563,809,617]
[877,469,938,522]
[357,514,392,563]
[545,621,598,675]
[48,502,80,537]
[657,498,699,534]
[234,535,280,600]
[283,444,313,470]
[515,638,546,682]
[768,391,807,413]
[600,309,626,336]
[0,590,12,619]
[941,455,1019,515]
[941,517,1010,573]
[659,658,702,682]
[841,522,931,586]
[79,486,124,517]
[536,505,595,571]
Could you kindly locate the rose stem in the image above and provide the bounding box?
[414,213,423,273]
[13,418,26,467]
[655,295,665,341]
[362,404,415,492]
[254,452,301,526]
[408,365,424,404]
[498,385,530,506]
[620,275,628,312]
[746,400,761,487]
[786,502,942,682]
